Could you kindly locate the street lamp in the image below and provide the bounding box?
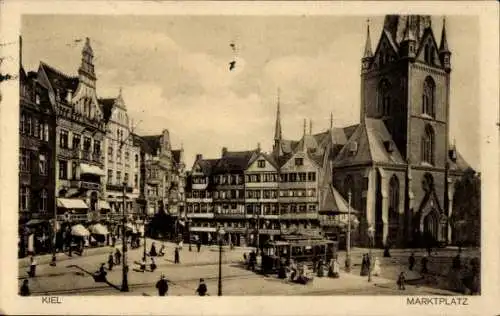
[217,225,225,296]
[50,190,57,266]
[367,225,375,282]
[345,191,352,273]
[121,181,129,292]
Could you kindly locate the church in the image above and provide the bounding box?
[271,15,470,248]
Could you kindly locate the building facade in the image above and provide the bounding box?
[36,38,108,240]
[18,68,57,257]
[101,90,142,225]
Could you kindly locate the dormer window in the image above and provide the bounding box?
[295,158,304,166]
[349,141,358,156]
[257,160,266,168]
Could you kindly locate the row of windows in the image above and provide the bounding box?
[189,221,315,230]
[59,129,101,154]
[20,113,50,141]
[187,203,317,215]
[19,149,48,175]
[209,171,317,185]
[106,169,138,187]
[280,172,316,182]
[246,173,279,183]
[108,146,139,167]
[279,189,317,198]
[19,186,48,212]
[376,76,436,118]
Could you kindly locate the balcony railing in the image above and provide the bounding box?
[215,213,246,219]
[70,180,100,191]
[279,212,318,220]
[106,184,133,193]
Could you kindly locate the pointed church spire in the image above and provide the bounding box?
[274,88,282,142]
[330,113,333,129]
[363,19,373,58]
[402,18,415,41]
[439,17,450,53]
[303,118,307,137]
[309,119,312,135]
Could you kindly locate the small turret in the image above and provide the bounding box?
[439,17,452,73]
[399,19,417,61]
[361,20,374,72]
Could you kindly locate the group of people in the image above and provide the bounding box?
[360,253,381,277]
[155,275,208,296]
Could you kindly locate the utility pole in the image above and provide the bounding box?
[121,181,129,292]
[345,191,352,273]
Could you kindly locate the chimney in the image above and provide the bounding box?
[257,143,261,152]
[222,147,228,157]
[195,154,203,161]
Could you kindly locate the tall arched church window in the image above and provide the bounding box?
[422,77,435,117]
[377,79,391,116]
[421,125,435,165]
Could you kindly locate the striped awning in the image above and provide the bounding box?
[80,163,105,176]
[57,198,88,209]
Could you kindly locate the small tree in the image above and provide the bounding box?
[451,168,481,247]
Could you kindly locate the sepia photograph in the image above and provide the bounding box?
[1,1,499,315]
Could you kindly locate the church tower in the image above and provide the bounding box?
[360,15,451,169]
[272,89,283,157]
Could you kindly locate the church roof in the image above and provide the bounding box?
[196,158,219,175]
[448,149,470,172]
[333,118,405,167]
[319,184,359,214]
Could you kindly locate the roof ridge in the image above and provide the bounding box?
[40,61,76,80]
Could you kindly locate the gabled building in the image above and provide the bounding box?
[18,67,57,257]
[36,38,107,235]
[100,89,142,226]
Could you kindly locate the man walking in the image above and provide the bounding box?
[156,274,169,296]
[196,278,208,296]
[408,252,416,271]
[174,247,180,264]
[115,248,121,265]
[108,252,114,271]
[197,240,201,253]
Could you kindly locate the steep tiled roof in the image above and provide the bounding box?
[319,184,359,214]
[99,98,115,123]
[214,150,257,173]
[333,118,405,166]
[39,61,79,93]
[172,150,182,164]
[280,140,299,154]
[197,159,220,175]
[141,135,161,154]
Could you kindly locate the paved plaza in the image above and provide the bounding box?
[18,238,475,296]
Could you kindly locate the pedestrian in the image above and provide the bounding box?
[372,257,381,276]
[20,279,30,296]
[289,259,298,281]
[115,248,121,265]
[159,243,166,256]
[174,247,180,264]
[150,242,157,257]
[178,240,183,251]
[330,258,340,278]
[452,253,462,271]
[249,250,256,271]
[108,253,114,271]
[408,252,416,271]
[360,254,368,276]
[383,244,391,258]
[156,274,169,296]
[421,255,429,274]
[196,278,208,296]
[196,240,201,252]
[112,235,116,247]
[397,271,406,290]
[150,257,157,272]
[317,259,324,277]
[140,257,146,272]
[28,256,37,278]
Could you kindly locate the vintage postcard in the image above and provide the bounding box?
[0,1,498,315]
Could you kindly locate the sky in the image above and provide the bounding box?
[21,15,480,170]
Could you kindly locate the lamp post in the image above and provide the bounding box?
[217,225,225,296]
[367,225,374,282]
[121,181,129,292]
[345,191,352,272]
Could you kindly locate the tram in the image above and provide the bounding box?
[260,235,338,274]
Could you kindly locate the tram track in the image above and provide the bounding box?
[29,270,257,296]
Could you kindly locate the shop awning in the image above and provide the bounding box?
[25,219,48,226]
[89,223,109,235]
[99,200,111,210]
[80,163,105,176]
[57,198,88,209]
[71,224,90,237]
